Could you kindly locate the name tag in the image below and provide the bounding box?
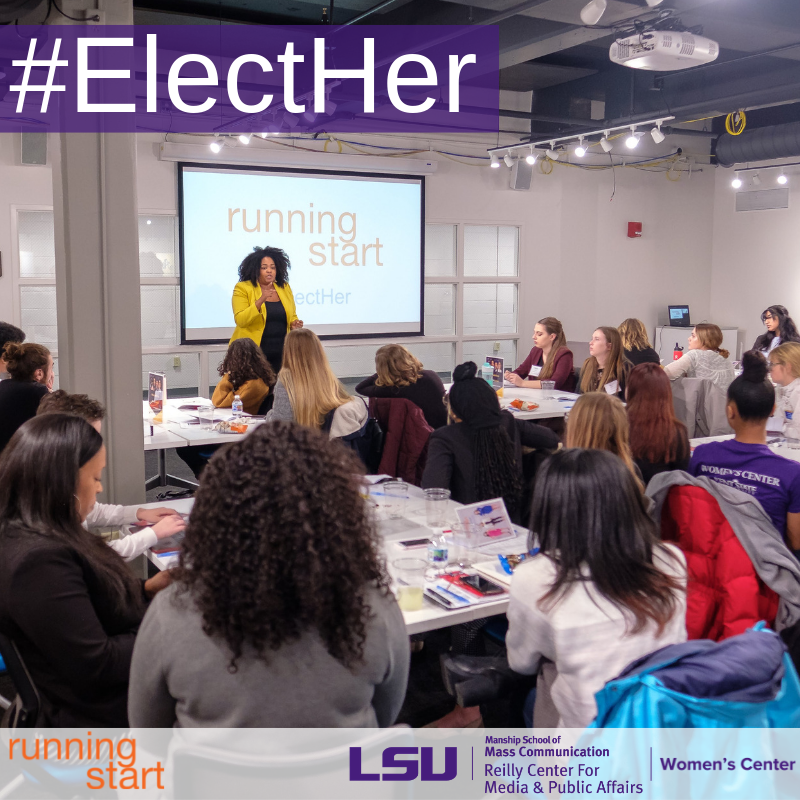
[604,380,619,395]
[530,365,542,377]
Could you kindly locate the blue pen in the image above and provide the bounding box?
[434,585,469,605]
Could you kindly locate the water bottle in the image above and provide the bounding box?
[232,395,244,418]
[427,528,449,575]
[482,361,494,387]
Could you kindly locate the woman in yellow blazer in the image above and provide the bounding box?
[230,246,303,373]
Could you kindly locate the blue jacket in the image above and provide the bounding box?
[590,623,800,728]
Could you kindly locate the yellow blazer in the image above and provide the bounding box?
[229,280,298,347]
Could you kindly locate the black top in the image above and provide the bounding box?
[0,525,145,726]
[421,410,559,506]
[0,379,49,452]
[634,428,691,486]
[260,299,288,372]
[576,360,633,400]
[625,347,661,367]
[355,370,447,429]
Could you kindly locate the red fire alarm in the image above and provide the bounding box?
[627,221,643,238]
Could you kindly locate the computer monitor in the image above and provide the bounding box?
[668,305,691,327]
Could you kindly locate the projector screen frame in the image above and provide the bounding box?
[177,161,426,345]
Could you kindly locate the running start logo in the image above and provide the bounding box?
[349,746,457,782]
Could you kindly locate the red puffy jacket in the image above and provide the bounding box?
[660,485,779,641]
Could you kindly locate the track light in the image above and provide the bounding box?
[650,123,666,144]
[580,0,607,25]
[325,93,337,115]
[731,173,742,189]
[490,153,500,169]
[778,173,788,185]
[626,128,643,148]
[303,110,318,122]
[238,133,251,145]
[283,112,299,128]
[503,152,515,168]
[209,137,223,153]
[574,136,587,158]
[546,141,560,160]
[525,148,537,165]
[752,173,761,187]
[599,132,613,153]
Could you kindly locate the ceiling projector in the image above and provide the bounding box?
[610,31,719,70]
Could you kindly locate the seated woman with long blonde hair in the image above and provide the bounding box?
[355,344,446,429]
[267,328,368,439]
[565,392,642,486]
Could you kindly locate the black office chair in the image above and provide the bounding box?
[0,632,40,728]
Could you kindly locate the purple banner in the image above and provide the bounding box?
[0,25,499,133]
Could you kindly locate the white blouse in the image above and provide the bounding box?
[506,545,687,729]
[663,349,736,393]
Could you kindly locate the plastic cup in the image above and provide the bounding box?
[425,487,451,527]
[448,520,480,568]
[382,481,409,519]
[541,380,556,397]
[392,557,427,611]
[197,406,216,430]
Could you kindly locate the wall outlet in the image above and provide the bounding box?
[493,341,501,352]
[172,356,181,368]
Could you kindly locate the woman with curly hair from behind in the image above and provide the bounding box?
[128,421,410,727]
[212,338,276,416]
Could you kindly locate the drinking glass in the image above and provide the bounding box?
[382,481,409,519]
[392,557,427,611]
[448,520,480,568]
[424,488,451,527]
[541,380,556,398]
[197,405,216,430]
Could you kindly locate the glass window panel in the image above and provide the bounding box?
[462,340,517,369]
[464,225,519,277]
[399,340,455,380]
[424,284,456,336]
[424,224,456,277]
[139,215,178,277]
[19,285,58,349]
[463,283,517,335]
[18,210,56,278]
[52,357,59,391]
[142,352,200,396]
[141,285,180,347]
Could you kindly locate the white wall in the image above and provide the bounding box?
[1,130,717,371]
[710,161,800,353]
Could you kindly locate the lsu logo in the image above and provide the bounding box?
[349,746,457,782]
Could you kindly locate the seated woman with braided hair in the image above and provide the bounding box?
[128,421,409,728]
[421,362,559,523]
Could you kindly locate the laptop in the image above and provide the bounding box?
[668,305,691,327]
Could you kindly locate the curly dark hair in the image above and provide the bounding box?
[37,390,106,422]
[218,339,276,391]
[238,246,291,287]
[174,421,391,670]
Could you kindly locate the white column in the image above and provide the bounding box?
[51,131,145,505]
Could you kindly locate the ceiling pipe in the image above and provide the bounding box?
[715,119,800,167]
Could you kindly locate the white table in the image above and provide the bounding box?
[690,433,800,464]
[498,386,578,420]
[136,489,522,635]
[142,398,264,489]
